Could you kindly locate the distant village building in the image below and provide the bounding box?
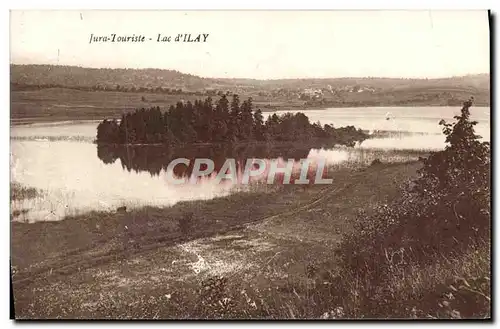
[302,88,323,99]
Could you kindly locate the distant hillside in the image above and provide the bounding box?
[10,65,490,120]
[11,64,490,93]
[10,64,218,91]
[218,74,491,90]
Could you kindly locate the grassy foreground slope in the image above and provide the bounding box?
[12,161,420,319]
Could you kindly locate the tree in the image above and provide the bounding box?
[96,119,120,143]
[200,97,215,142]
[265,113,281,139]
[212,95,229,142]
[227,94,241,142]
[339,98,491,276]
[182,101,198,143]
[239,98,254,140]
[412,98,490,244]
[162,111,177,144]
[253,108,265,141]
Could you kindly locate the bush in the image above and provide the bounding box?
[334,99,491,318]
[10,183,39,201]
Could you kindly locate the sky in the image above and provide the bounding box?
[10,10,490,79]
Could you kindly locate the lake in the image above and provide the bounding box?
[10,106,490,222]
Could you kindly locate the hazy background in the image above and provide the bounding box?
[10,10,490,79]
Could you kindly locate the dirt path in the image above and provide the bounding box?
[12,185,335,290]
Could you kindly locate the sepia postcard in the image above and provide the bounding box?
[9,10,491,320]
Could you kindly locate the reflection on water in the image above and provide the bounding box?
[97,143,428,179]
[98,143,313,178]
[10,106,490,223]
[11,142,240,223]
[10,140,425,223]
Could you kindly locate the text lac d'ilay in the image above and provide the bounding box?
[89,33,209,44]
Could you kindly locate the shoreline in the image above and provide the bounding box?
[267,104,491,112]
[10,105,490,126]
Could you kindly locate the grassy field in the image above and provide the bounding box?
[11,88,198,123]
[11,161,422,319]
[11,85,490,124]
[10,88,310,124]
[328,240,490,319]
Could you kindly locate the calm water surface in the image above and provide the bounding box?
[11,106,490,222]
